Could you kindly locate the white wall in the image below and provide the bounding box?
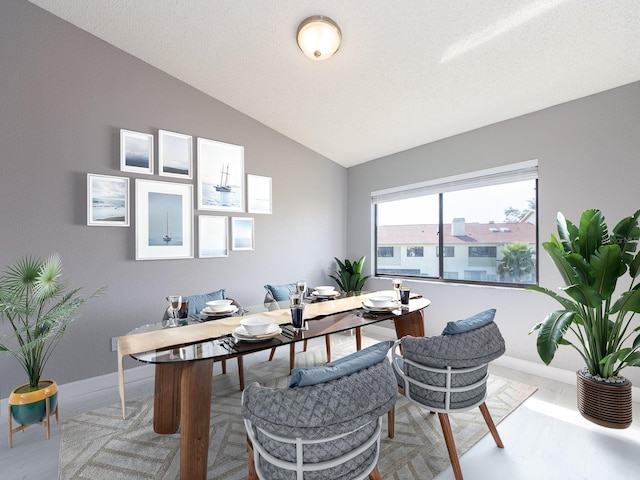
[347,82,640,387]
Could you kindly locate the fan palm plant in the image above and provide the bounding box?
[0,253,103,391]
[529,209,640,379]
[329,256,370,294]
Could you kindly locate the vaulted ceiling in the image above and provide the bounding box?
[29,1,640,167]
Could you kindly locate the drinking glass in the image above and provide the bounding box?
[296,280,307,298]
[167,295,182,327]
[290,293,306,331]
[392,279,403,300]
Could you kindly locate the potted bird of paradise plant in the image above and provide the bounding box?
[530,209,640,428]
[0,253,103,446]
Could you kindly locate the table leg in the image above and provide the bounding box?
[355,327,362,351]
[393,309,425,338]
[154,363,182,434]
[180,359,214,480]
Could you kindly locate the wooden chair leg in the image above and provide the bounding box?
[369,465,382,480]
[221,359,227,375]
[268,347,276,361]
[237,356,245,391]
[289,343,296,372]
[247,436,258,480]
[325,335,332,362]
[437,412,464,480]
[303,339,308,352]
[387,406,395,438]
[8,405,12,448]
[479,402,504,448]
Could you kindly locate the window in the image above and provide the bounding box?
[469,246,497,257]
[372,160,538,287]
[377,246,394,257]
[436,246,455,257]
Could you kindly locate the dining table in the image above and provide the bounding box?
[117,292,430,480]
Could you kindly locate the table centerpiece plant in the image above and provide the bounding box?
[529,209,640,428]
[329,256,371,295]
[0,253,103,441]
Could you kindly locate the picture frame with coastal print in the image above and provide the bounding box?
[87,174,130,226]
[135,179,193,260]
[159,130,193,179]
[231,217,254,251]
[247,174,272,214]
[197,137,244,212]
[198,215,229,258]
[120,129,153,174]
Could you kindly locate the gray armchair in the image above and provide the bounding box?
[242,341,396,480]
[391,312,506,480]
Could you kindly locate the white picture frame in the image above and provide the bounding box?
[198,215,229,258]
[120,129,153,174]
[159,130,193,179]
[197,137,244,212]
[87,174,130,226]
[135,179,193,260]
[231,217,254,251]
[247,174,272,214]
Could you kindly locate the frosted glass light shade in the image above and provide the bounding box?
[296,16,342,61]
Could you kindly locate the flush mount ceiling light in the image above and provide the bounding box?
[296,15,342,61]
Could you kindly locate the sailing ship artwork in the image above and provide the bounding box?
[148,192,183,247]
[197,137,244,211]
[215,164,232,192]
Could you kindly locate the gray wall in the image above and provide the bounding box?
[0,1,346,398]
[348,81,640,386]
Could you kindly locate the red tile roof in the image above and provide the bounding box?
[378,222,536,244]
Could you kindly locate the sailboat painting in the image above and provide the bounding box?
[135,179,194,260]
[197,137,244,211]
[148,193,182,246]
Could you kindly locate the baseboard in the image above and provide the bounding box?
[494,355,640,403]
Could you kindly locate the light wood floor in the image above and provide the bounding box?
[1,332,639,479]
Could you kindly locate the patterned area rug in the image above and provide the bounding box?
[59,335,536,480]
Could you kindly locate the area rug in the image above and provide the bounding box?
[59,335,536,480]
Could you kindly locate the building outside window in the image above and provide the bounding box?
[372,161,538,287]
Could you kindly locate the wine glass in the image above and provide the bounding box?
[392,279,403,301]
[296,280,307,299]
[167,295,182,327]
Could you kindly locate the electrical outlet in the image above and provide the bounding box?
[111,337,118,352]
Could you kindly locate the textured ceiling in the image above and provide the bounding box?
[28,0,640,167]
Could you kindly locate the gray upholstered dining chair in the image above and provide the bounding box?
[161,289,247,388]
[263,283,332,369]
[242,340,396,480]
[391,309,506,480]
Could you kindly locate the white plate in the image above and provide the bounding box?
[232,324,282,342]
[362,300,400,311]
[201,305,238,316]
[311,290,340,298]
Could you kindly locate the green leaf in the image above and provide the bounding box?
[589,244,622,301]
[610,285,640,314]
[536,310,576,365]
[542,241,581,287]
[556,212,578,253]
[577,209,607,261]
[562,284,602,308]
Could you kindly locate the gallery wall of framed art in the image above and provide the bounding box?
[87,128,271,260]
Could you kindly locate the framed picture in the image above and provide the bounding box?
[247,174,272,214]
[159,130,193,179]
[231,217,254,251]
[120,129,153,174]
[198,216,229,258]
[197,137,244,211]
[135,179,193,260]
[87,174,130,226]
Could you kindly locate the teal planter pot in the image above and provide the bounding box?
[8,380,58,447]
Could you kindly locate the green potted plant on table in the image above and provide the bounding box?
[0,253,103,446]
[329,256,371,295]
[530,209,640,429]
